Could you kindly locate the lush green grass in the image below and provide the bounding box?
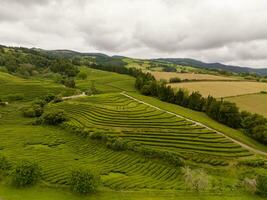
[0,71,76,101]
[1,184,266,200]
[128,92,267,154]
[226,93,267,117]
[76,67,137,93]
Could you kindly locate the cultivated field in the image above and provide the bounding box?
[226,93,267,117]
[1,68,267,200]
[169,81,267,98]
[52,93,253,164]
[152,71,239,81]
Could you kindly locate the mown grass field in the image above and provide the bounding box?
[151,71,239,81]
[76,67,137,93]
[226,93,267,117]
[169,81,267,98]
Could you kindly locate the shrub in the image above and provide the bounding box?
[89,131,106,140]
[64,78,76,88]
[52,96,63,103]
[107,138,127,151]
[257,175,267,196]
[242,178,257,193]
[42,94,56,103]
[40,110,67,125]
[22,105,43,118]
[69,169,99,194]
[181,166,209,192]
[12,160,41,187]
[169,77,182,83]
[78,72,87,80]
[0,155,11,170]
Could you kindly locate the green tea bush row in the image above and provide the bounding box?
[64,124,185,167]
[238,159,266,168]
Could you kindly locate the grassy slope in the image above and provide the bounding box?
[0,71,76,100]
[226,93,267,118]
[128,92,267,153]
[76,67,137,93]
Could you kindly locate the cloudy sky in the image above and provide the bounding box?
[0,0,267,68]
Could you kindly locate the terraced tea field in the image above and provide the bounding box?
[51,93,253,165]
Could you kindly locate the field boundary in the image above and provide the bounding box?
[121,92,267,157]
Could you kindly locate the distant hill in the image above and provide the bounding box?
[154,58,267,76]
[2,44,267,76]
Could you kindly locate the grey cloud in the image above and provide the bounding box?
[0,0,267,68]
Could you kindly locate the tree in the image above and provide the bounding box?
[70,169,99,194]
[169,77,181,83]
[64,78,76,88]
[40,110,67,125]
[187,91,205,111]
[12,160,41,187]
[181,166,209,192]
[78,72,87,80]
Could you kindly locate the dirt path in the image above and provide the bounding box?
[121,92,267,157]
[62,92,87,100]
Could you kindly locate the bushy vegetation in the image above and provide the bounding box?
[12,160,41,187]
[69,169,99,194]
[256,175,267,196]
[22,104,43,117]
[38,109,67,125]
[169,77,181,83]
[238,159,266,168]
[182,166,209,192]
[0,155,11,171]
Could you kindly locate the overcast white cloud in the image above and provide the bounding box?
[0,0,267,68]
